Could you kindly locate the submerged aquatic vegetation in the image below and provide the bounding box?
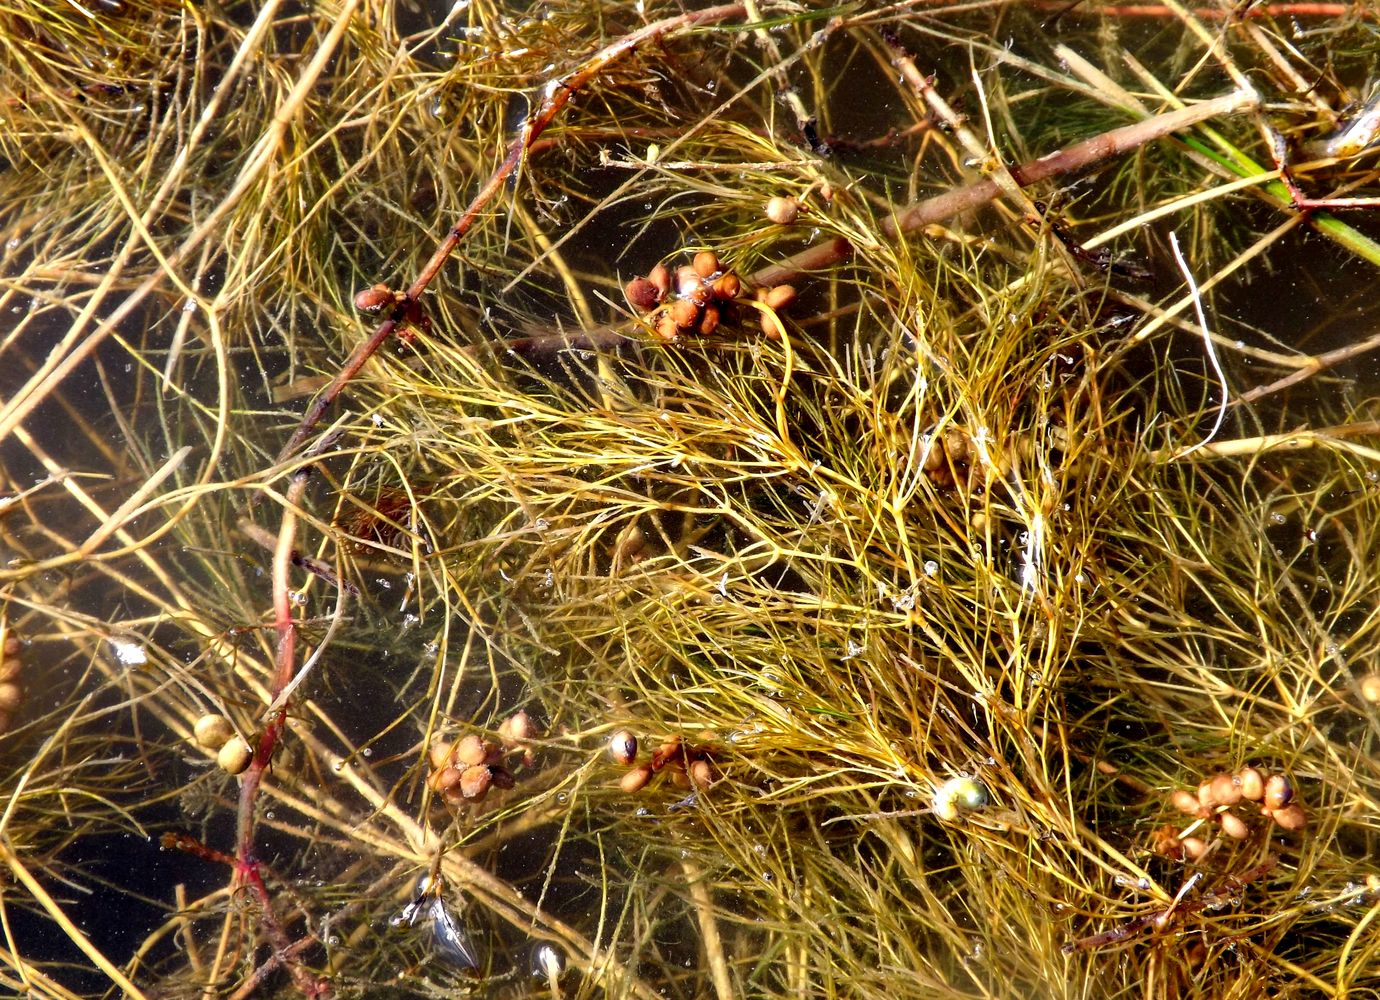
[4,0,1380,998]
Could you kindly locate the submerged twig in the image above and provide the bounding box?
[498,90,1258,359]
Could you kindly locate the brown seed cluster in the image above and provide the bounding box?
[613,731,717,794]
[428,710,536,806]
[1158,766,1305,859]
[623,251,796,343]
[0,630,23,734]
[922,424,1016,491]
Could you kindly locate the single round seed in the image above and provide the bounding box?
[608,729,639,766]
[0,682,22,714]
[625,276,662,311]
[1171,789,1205,816]
[1270,802,1307,831]
[698,304,720,337]
[193,714,235,751]
[620,763,654,793]
[217,737,253,776]
[459,765,492,801]
[428,739,455,771]
[693,250,720,279]
[760,312,785,340]
[711,272,740,301]
[671,299,701,330]
[1237,766,1264,802]
[1361,673,1380,703]
[1218,810,1250,840]
[353,284,394,312]
[765,196,800,225]
[2,635,20,657]
[0,656,21,683]
[648,263,671,298]
[1209,773,1242,808]
[763,284,797,310]
[1264,773,1294,812]
[454,734,493,767]
[1181,836,1209,859]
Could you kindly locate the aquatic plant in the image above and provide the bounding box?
[4,1,1380,998]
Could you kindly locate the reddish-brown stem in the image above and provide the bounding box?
[754,94,1256,289]
[230,473,325,999]
[278,3,747,462]
[495,92,1256,361]
[1035,2,1366,17]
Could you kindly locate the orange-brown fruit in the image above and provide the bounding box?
[1209,773,1242,808]
[1171,789,1205,816]
[428,739,455,771]
[693,250,721,279]
[1197,779,1218,810]
[698,304,720,337]
[651,736,683,771]
[711,272,740,300]
[765,196,801,225]
[1237,766,1264,802]
[1270,803,1307,831]
[455,734,495,767]
[353,283,395,312]
[648,263,671,298]
[764,284,797,310]
[459,765,493,801]
[1264,773,1295,812]
[625,276,663,312]
[429,766,463,793]
[609,729,638,766]
[671,299,701,331]
[1218,810,1250,840]
[498,709,536,746]
[675,266,703,300]
[689,758,715,789]
[620,763,654,793]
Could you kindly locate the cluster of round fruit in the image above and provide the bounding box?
[623,251,797,342]
[921,426,976,489]
[609,730,716,794]
[192,713,255,775]
[427,710,536,806]
[0,630,23,734]
[1161,767,1305,859]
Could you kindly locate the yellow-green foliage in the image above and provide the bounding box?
[3,2,1380,999]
